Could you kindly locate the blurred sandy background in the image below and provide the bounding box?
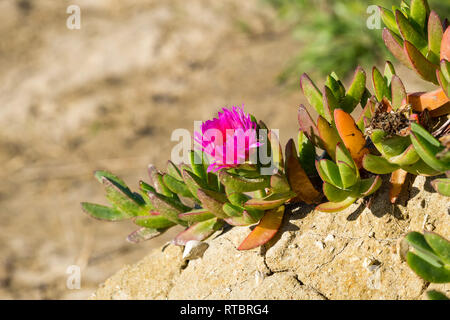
[0,0,436,299]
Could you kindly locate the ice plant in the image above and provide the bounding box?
[194,106,260,172]
[402,231,450,299]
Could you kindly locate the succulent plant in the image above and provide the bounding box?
[403,231,450,299]
[379,0,449,85]
[82,107,303,250]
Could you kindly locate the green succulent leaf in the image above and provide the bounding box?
[102,177,145,216]
[427,11,444,64]
[323,182,351,203]
[315,196,358,213]
[389,145,420,166]
[390,75,407,110]
[372,67,391,102]
[244,191,296,211]
[81,202,132,221]
[362,154,399,174]
[341,66,366,113]
[167,160,183,180]
[410,123,449,172]
[379,7,401,36]
[147,191,189,225]
[148,165,173,197]
[405,232,443,268]
[190,150,207,182]
[382,28,411,68]
[300,73,324,118]
[338,161,358,189]
[424,231,450,265]
[316,159,343,189]
[197,188,229,219]
[178,209,216,223]
[218,170,269,193]
[359,176,382,197]
[427,290,449,300]
[431,178,450,197]
[395,10,428,53]
[409,0,428,31]
[384,61,396,87]
[297,131,316,176]
[162,174,194,198]
[402,159,442,176]
[335,143,356,170]
[134,214,176,229]
[182,169,209,199]
[404,41,439,84]
[270,174,291,193]
[406,252,450,283]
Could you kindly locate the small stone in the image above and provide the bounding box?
[369,231,375,238]
[182,241,209,260]
[324,234,335,242]
[225,287,231,293]
[315,241,325,250]
[254,271,265,286]
[363,258,381,272]
[425,223,435,231]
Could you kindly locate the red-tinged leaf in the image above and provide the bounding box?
[382,28,411,68]
[356,97,377,131]
[428,11,444,62]
[404,41,439,84]
[391,75,407,110]
[244,191,296,211]
[285,139,322,204]
[396,10,428,53]
[225,210,263,227]
[341,66,367,113]
[322,86,337,122]
[173,218,223,246]
[127,227,163,243]
[196,188,228,219]
[379,7,400,36]
[441,26,450,61]
[268,130,284,173]
[315,196,358,213]
[178,209,216,223]
[334,109,370,168]
[298,105,322,147]
[317,116,341,160]
[372,66,391,101]
[389,169,408,204]
[408,88,450,112]
[359,176,382,197]
[300,74,324,118]
[133,215,176,229]
[238,206,285,250]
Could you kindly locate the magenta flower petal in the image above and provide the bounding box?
[195,106,260,172]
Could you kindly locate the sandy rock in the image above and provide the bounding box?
[92,176,449,300]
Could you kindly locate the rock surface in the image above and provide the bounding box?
[92,176,449,300]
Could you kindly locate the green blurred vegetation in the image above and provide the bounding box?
[264,0,450,84]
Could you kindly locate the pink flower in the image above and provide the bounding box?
[195,106,261,172]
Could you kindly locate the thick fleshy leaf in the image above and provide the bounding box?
[218,170,269,193]
[162,174,194,198]
[372,67,391,101]
[134,214,176,229]
[338,161,358,189]
[268,130,284,173]
[316,159,342,188]
[148,165,173,197]
[390,75,407,110]
[325,74,343,100]
[396,10,428,52]
[437,69,450,99]
[298,105,322,147]
[440,25,450,61]
[322,86,338,122]
[335,143,356,169]
[356,97,377,131]
[224,210,264,226]
[102,177,145,216]
[404,41,439,84]
[297,131,316,176]
[178,209,216,223]
[127,227,163,243]
[227,192,251,207]
[270,174,291,193]
[222,202,244,217]
[428,11,444,64]
[173,218,223,246]
[359,176,382,197]
[147,191,189,225]
[376,135,411,159]
[238,205,285,250]
[379,7,400,36]
[406,252,450,283]
[196,188,228,219]
[317,116,341,160]
[389,169,408,203]
[389,145,420,165]
[323,182,351,202]
[408,88,450,112]
[315,196,358,213]
[341,66,366,113]
[182,169,208,198]
[424,231,450,264]
[431,178,450,196]
[410,122,449,172]
[334,109,369,168]
[403,159,442,176]
[300,74,324,118]
[285,139,322,204]
[382,28,410,67]
[167,160,183,180]
[190,150,207,182]
[362,154,398,174]
[81,202,132,221]
[410,0,428,31]
[244,192,296,211]
[427,290,449,300]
